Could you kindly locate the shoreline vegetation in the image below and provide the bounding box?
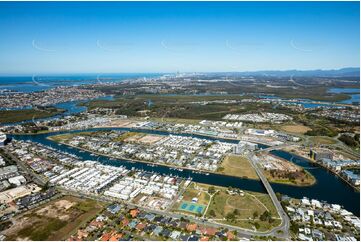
[263,169,316,187]
[0,107,65,124]
[83,93,354,121]
[281,148,360,191]
[89,84,356,103]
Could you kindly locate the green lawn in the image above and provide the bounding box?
[205,186,281,232]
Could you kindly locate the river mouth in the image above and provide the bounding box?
[9,127,360,215]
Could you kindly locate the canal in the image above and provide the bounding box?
[10,127,360,215]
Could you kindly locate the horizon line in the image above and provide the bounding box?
[0,67,359,77]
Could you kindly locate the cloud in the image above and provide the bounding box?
[160,39,198,54]
[290,39,312,52]
[32,40,57,52]
[225,40,263,54]
[32,74,48,87]
[96,40,133,52]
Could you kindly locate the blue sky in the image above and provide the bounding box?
[0,1,359,74]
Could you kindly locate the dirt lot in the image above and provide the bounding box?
[2,196,104,241]
[137,134,164,145]
[106,119,138,128]
[281,124,311,134]
[122,132,144,142]
[258,154,316,186]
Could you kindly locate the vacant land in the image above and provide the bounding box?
[258,153,316,186]
[48,131,95,143]
[309,136,337,145]
[218,155,259,179]
[113,131,142,142]
[281,124,311,134]
[48,133,75,142]
[0,107,65,124]
[264,169,316,187]
[2,196,104,241]
[204,184,281,232]
[149,117,202,125]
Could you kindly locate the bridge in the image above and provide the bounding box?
[247,153,290,239]
[256,144,297,153]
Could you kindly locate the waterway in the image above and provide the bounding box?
[1,95,115,126]
[9,127,360,215]
[328,87,360,105]
[0,73,162,93]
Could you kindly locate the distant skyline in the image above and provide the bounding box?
[0,1,359,74]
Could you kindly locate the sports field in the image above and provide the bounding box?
[178,201,206,214]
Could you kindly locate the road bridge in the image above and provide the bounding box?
[256,144,297,153]
[247,153,290,239]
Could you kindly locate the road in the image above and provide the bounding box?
[1,148,47,186]
[59,186,287,239]
[255,144,297,153]
[2,147,291,239]
[247,153,290,239]
[165,179,190,213]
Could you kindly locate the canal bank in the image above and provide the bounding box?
[9,127,360,215]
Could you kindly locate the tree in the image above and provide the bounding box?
[338,134,358,147]
[260,211,268,221]
[310,215,314,226]
[254,222,260,230]
[209,210,216,217]
[355,133,360,142]
[208,186,216,194]
[252,211,259,219]
[260,211,272,222]
[226,212,235,221]
[290,221,299,234]
[233,209,240,216]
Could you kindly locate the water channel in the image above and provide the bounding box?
[9,127,360,215]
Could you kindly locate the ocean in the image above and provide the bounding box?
[0,73,162,93]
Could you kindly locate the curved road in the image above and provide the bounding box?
[247,153,290,239]
[3,146,290,239]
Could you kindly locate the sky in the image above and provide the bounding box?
[0,1,359,74]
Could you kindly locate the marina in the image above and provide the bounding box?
[9,127,360,215]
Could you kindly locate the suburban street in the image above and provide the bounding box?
[5,145,291,240]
